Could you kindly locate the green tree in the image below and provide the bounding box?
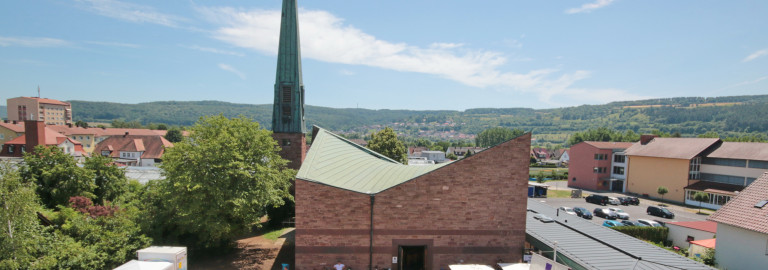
[0,162,47,268]
[446,153,458,160]
[164,128,183,143]
[159,115,294,249]
[693,192,710,214]
[156,124,168,130]
[75,120,89,128]
[697,131,720,138]
[476,127,525,147]
[84,155,128,204]
[367,127,408,164]
[657,186,669,203]
[21,146,96,208]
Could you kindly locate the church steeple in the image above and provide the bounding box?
[272,0,305,133]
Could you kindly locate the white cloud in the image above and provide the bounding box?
[565,0,615,14]
[724,75,768,89]
[743,49,768,62]
[218,63,246,79]
[181,45,244,57]
[85,41,140,48]
[75,0,186,27]
[0,36,70,47]
[339,69,355,76]
[198,6,635,104]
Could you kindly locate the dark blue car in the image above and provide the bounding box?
[573,207,593,219]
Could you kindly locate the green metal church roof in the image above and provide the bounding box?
[296,127,449,194]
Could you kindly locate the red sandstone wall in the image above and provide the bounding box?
[296,133,531,270]
[273,132,307,170]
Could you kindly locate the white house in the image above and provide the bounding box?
[665,221,717,248]
[707,172,768,270]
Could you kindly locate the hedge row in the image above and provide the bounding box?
[612,226,669,244]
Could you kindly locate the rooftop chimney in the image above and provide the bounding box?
[124,131,129,137]
[25,120,46,153]
[640,135,658,145]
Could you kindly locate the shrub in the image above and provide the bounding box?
[612,226,669,244]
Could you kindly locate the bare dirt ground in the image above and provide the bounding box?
[194,228,295,270]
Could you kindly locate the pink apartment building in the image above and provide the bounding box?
[569,141,635,192]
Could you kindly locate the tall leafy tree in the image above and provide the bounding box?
[693,192,710,214]
[476,127,525,147]
[84,155,128,204]
[159,115,294,248]
[164,128,183,143]
[21,146,96,208]
[657,186,669,202]
[367,127,408,164]
[0,162,46,268]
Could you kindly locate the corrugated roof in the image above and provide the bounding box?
[706,142,768,161]
[526,199,713,270]
[582,141,635,150]
[689,239,716,249]
[708,172,768,234]
[666,221,717,233]
[624,138,721,159]
[296,127,449,194]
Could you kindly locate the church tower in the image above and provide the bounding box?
[272,0,307,170]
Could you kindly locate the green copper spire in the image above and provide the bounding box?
[272,0,305,133]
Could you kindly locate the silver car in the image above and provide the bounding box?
[608,207,630,220]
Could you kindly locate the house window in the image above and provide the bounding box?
[594,167,607,173]
[594,153,607,160]
[689,157,701,180]
[20,146,25,153]
[8,145,14,153]
[282,139,291,146]
[614,154,626,163]
[687,236,695,242]
[613,166,625,175]
[102,151,110,156]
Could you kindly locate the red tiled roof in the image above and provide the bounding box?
[625,138,721,159]
[666,221,718,233]
[689,238,716,249]
[21,97,70,106]
[93,135,173,159]
[707,142,768,161]
[98,128,166,136]
[46,125,102,136]
[708,172,768,234]
[0,122,24,133]
[4,127,71,145]
[582,141,635,150]
[685,181,745,196]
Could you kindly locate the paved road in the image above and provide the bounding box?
[535,197,708,226]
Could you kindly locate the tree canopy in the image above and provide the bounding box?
[164,128,183,143]
[21,146,96,208]
[567,127,640,146]
[476,127,525,147]
[158,115,294,248]
[367,127,408,164]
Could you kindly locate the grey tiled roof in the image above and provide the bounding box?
[526,199,713,270]
[708,172,768,234]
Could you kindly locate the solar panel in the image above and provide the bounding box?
[755,200,768,208]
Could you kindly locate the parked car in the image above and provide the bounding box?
[620,196,640,205]
[637,219,663,227]
[608,207,630,220]
[603,220,624,227]
[608,197,620,205]
[585,194,609,206]
[621,220,646,226]
[647,206,675,219]
[593,208,618,219]
[573,207,593,219]
[558,206,577,215]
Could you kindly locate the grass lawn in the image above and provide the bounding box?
[547,189,573,198]
[529,167,568,175]
[261,227,286,242]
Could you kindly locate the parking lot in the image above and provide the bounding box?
[535,197,708,226]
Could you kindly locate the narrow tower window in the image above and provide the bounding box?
[282,86,292,103]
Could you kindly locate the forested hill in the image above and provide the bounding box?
[67,94,768,144]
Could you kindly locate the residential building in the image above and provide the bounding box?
[417,150,447,163]
[0,121,24,145]
[93,134,173,167]
[707,172,768,270]
[47,125,101,154]
[445,146,485,158]
[685,142,768,209]
[688,239,715,260]
[7,97,72,126]
[526,200,713,270]
[295,127,531,269]
[0,120,85,157]
[625,136,768,208]
[665,221,717,248]
[568,141,634,192]
[553,148,570,164]
[624,136,721,203]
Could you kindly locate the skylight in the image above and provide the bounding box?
[755,200,768,208]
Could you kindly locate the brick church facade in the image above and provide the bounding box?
[295,128,531,270]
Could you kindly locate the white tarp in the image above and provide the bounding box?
[449,264,496,270]
[530,253,569,270]
[498,263,531,270]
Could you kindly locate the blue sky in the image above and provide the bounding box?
[1,0,766,110]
